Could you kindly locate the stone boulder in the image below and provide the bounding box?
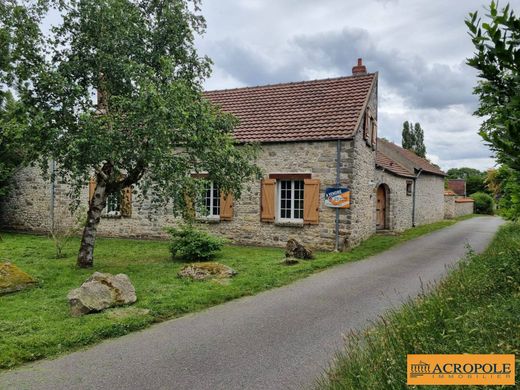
[178,262,237,281]
[68,272,137,317]
[285,239,314,260]
[0,262,38,295]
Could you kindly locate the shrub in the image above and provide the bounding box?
[470,192,494,214]
[166,225,225,261]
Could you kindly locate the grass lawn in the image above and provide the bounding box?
[0,215,476,369]
[317,221,520,390]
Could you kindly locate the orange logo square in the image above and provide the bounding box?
[407,354,515,386]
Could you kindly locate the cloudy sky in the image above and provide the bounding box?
[194,0,506,171]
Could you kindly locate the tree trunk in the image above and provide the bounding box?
[77,180,108,268]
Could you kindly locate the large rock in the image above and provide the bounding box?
[178,262,237,281]
[0,262,38,295]
[68,272,137,317]
[285,239,314,260]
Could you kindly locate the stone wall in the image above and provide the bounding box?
[0,140,357,251]
[344,78,377,247]
[375,170,413,232]
[454,200,474,217]
[414,173,445,225]
[444,193,456,219]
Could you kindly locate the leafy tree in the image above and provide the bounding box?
[0,1,44,197]
[401,121,426,158]
[413,122,426,158]
[402,121,414,151]
[446,167,487,195]
[12,0,261,268]
[470,192,494,214]
[486,165,520,220]
[466,1,520,173]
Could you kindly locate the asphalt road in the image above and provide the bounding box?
[0,216,504,390]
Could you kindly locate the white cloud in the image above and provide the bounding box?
[198,0,497,171]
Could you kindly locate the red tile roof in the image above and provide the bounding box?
[377,139,446,176]
[455,197,474,203]
[376,150,414,178]
[204,74,377,143]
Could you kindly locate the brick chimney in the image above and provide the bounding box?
[352,58,367,76]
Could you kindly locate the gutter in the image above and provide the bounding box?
[412,168,423,227]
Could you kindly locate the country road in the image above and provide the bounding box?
[0,216,504,390]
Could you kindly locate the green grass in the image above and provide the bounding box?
[317,221,520,390]
[0,215,476,369]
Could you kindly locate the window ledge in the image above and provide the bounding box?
[275,221,304,228]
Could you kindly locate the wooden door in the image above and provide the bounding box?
[376,185,386,230]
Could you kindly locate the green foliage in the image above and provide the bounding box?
[167,225,225,261]
[318,222,520,390]
[13,0,261,207]
[401,121,426,158]
[488,165,520,220]
[0,2,46,197]
[470,191,494,214]
[446,167,488,195]
[466,1,520,173]
[0,218,466,369]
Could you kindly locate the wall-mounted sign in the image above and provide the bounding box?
[325,187,351,209]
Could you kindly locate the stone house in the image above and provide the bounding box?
[0,60,449,251]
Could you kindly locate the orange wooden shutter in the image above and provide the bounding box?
[120,186,132,217]
[303,179,320,225]
[260,179,276,222]
[220,192,234,221]
[88,177,96,203]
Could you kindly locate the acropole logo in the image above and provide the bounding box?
[407,354,515,386]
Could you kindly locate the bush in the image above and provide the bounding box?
[470,192,494,214]
[166,225,225,261]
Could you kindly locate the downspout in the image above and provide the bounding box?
[412,168,423,227]
[335,139,341,251]
[50,160,56,231]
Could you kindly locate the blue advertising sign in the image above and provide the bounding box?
[325,187,351,209]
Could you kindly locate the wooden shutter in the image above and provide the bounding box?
[220,192,234,221]
[371,118,378,146]
[303,179,320,225]
[88,177,96,203]
[363,108,370,140]
[260,179,276,222]
[120,186,133,217]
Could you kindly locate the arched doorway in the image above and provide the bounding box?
[376,184,388,230]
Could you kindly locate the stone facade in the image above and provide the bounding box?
[454,200,474,217]
[375,170,413,232]
[444,193,456,219]
[0,72,449,251]
[414,174,445,225]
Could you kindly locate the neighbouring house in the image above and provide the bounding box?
[0,59,451,251]
[447,179,466,196]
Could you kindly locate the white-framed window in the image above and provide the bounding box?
[105,192,121,217]
[202,181,220,218]
[277,179,304,222]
